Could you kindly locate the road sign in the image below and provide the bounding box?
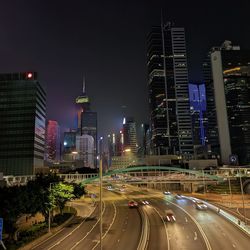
[0,218,3,241]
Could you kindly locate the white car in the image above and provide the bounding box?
[195,201,208,210]
[163,191,171,195]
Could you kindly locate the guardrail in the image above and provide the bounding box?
[184,196,250,236]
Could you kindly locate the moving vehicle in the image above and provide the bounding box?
[195,201,208,210]
[163,191,171,195]
[141,200,149,205]
[175,194,183,199]
[128,201,138,208]
[107,186,114,191]
[165,209,176,222]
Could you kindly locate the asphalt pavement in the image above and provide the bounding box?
[31,185,250,250]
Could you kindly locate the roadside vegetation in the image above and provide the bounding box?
[0,174,86,248]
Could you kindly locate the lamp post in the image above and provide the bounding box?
[99,158,103,249]
[48,183,52,233]
[202,169,206,196]
[48,182,57,233]
[228,176,232,208]
[239,169,247,225]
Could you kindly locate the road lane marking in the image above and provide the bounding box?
[32,204,97,250]
[47,203,102,250]
[166,200,212,250]
[152,206,170,250]
[91,202,117,250]
[185,217,188,223]
[194,232,198,241]
[70,201,107,250]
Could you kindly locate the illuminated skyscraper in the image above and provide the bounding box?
[75,78,97,167]
[45,120,60,162]
[0,72,46,175]
[123,117,137,154]
[204,41,250,164]
[147,22,193,157]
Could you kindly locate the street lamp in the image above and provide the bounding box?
[202,169,206,197]
[239,169,247,225]
[99,158,103,249]
[48,182,57,233]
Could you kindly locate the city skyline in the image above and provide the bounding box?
[0,1,249,137]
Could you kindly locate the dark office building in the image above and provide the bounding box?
[138,123,150,156]
[123,117,137,154]
[147,22,193,157]
[63,130,77,153]
[204,41,250,164]
[0,72,46,175]
[203,55,220,156]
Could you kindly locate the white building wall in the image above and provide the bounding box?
[76,135,95,168]
[211,50,231,163]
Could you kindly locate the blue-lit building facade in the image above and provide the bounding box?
[189,82,207,146]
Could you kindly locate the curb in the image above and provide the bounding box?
[184,196,250,237]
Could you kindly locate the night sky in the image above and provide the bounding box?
[0,0,249,138]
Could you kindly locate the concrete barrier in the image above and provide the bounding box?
[184,196,250,236]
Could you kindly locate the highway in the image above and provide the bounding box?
[31,184,250,250]
[32,186,142,250]
[167,195,250,250]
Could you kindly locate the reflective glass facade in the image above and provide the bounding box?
[147,24,193,156]
[222,51,250,164]
[0,72,46,175]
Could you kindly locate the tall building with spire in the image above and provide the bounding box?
[75,77,97,168]
[147,22,193,158]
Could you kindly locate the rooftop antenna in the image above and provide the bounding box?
[82,75,86,95]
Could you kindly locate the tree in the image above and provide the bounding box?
[51,183,75,214]
[0,186,28,240]
[72,183,86,199]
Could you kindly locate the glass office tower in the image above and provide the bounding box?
[0,72,46,175]
[204,41,250,164]
[147,22,193,157]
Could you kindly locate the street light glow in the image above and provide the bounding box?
[124,148,131,152]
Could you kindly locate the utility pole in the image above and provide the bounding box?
[239,170,247,225]
[99,158,103,249]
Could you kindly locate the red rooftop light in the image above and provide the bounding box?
[27,72,33,79]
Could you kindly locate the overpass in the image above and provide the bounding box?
[2,166,250,192]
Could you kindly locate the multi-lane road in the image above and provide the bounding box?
[32,185,250,250]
